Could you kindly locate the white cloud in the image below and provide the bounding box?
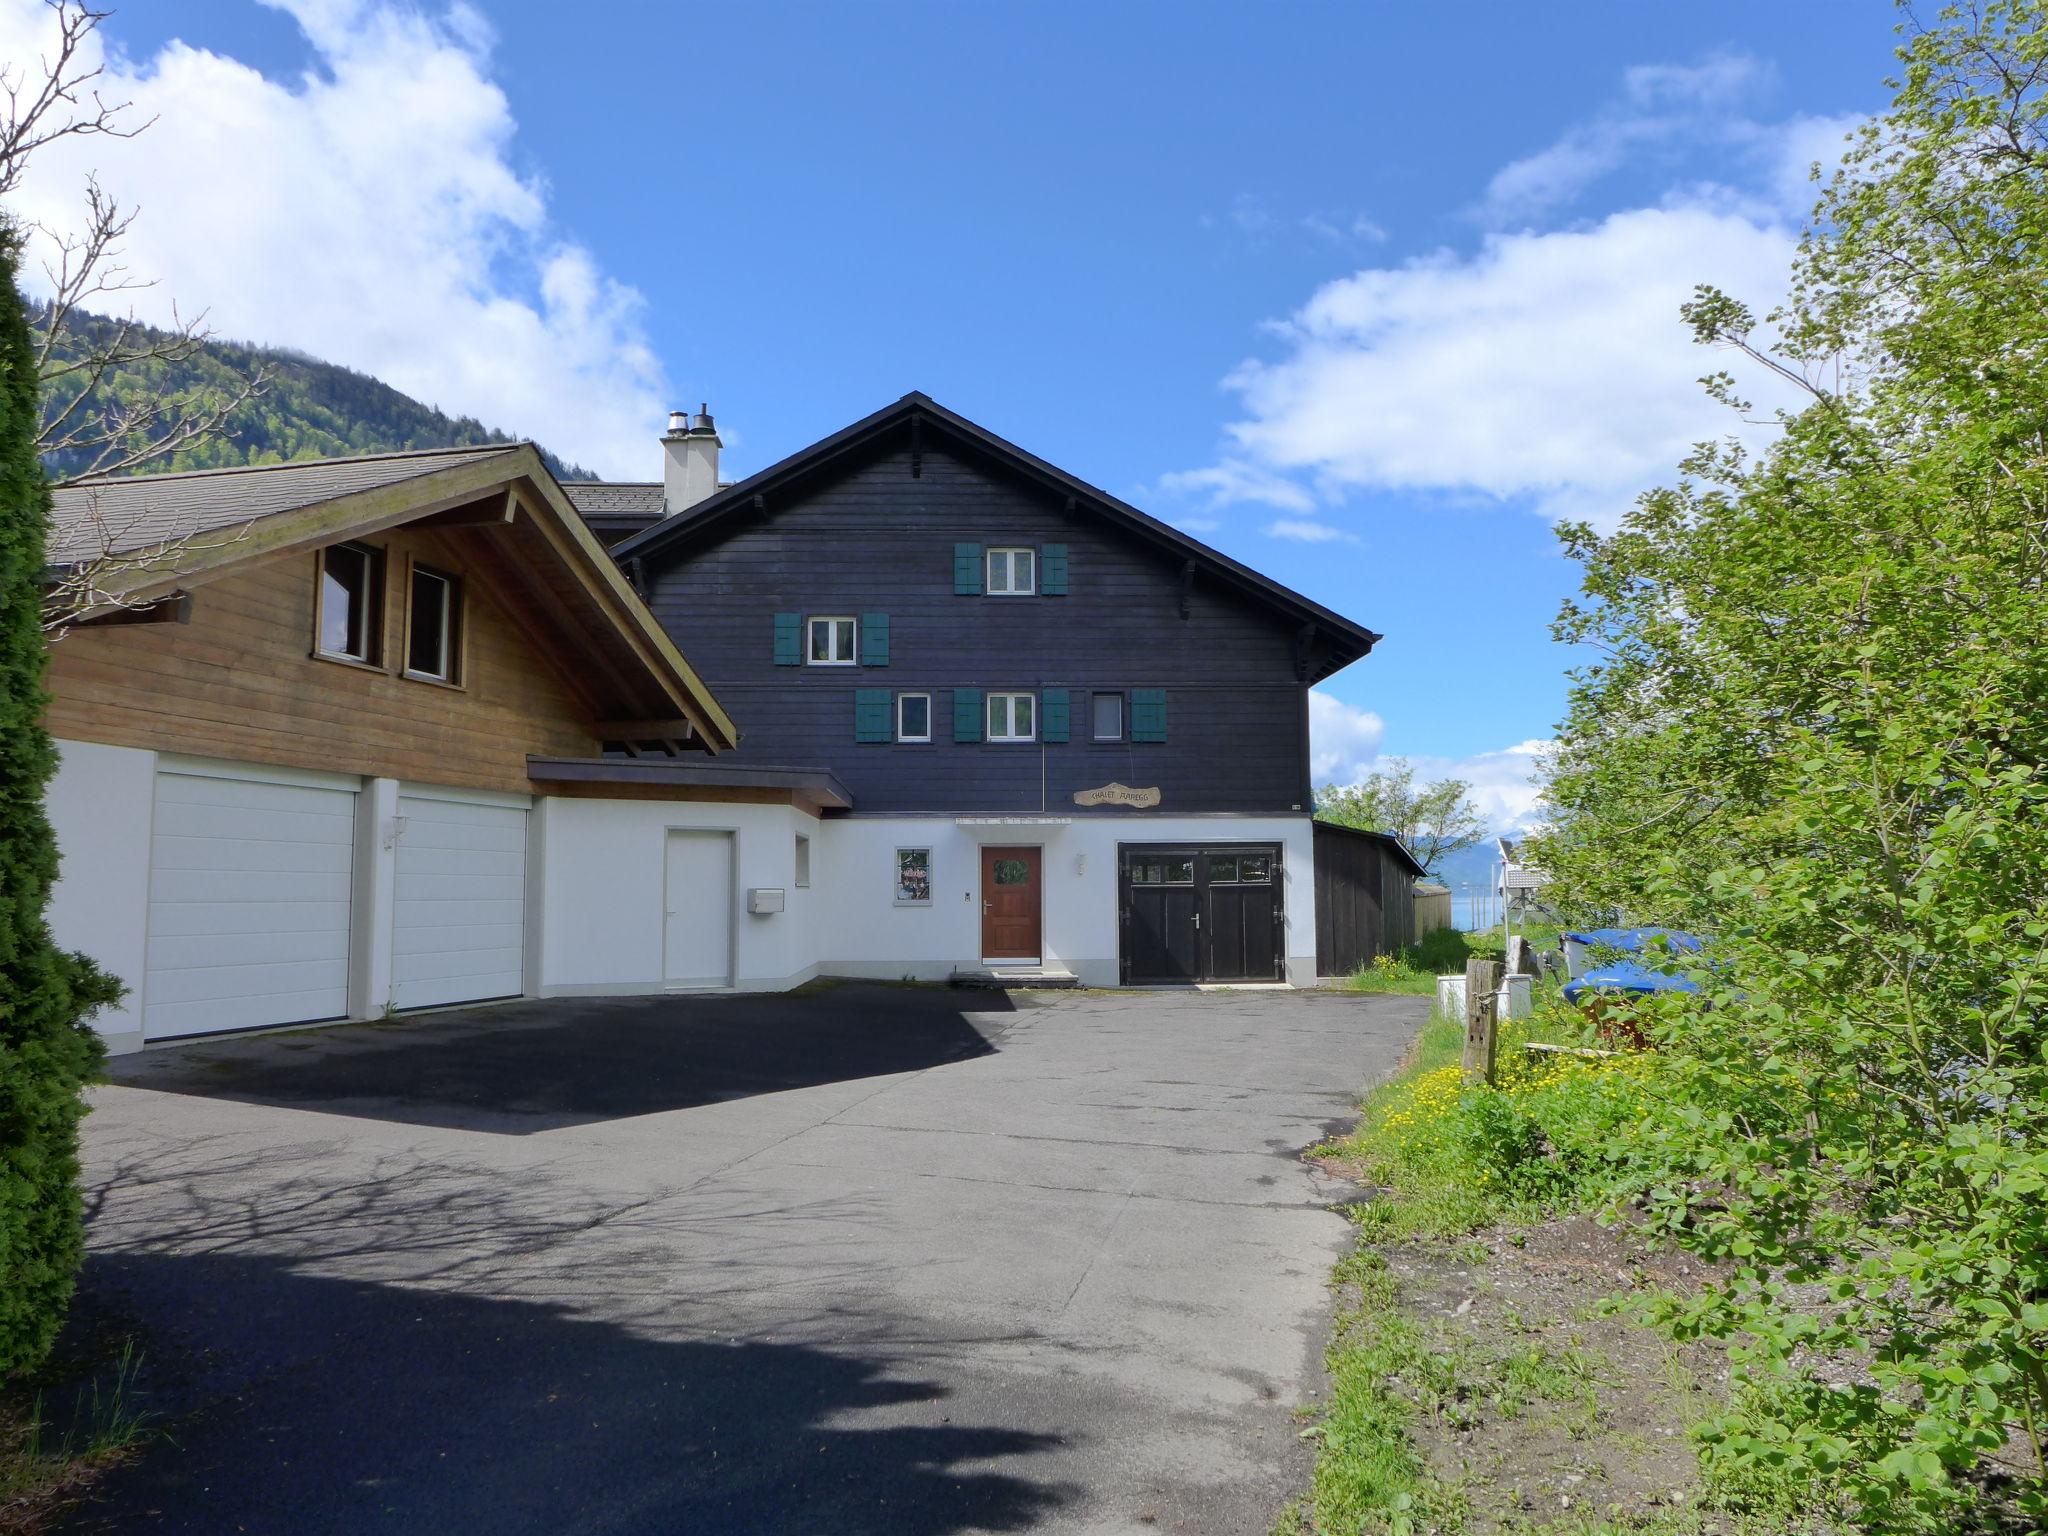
[1307,690,1387,785]
[1207,203,1803,528]
[1,0,667,477]
[1156,458,1317,513]
[1482,51,1771,224]
[1404,739,1553,835]
[1265,518,1358,544]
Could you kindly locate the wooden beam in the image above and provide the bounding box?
[415,490,517,528]
[69,591,193,628]
[1293,621,1318,682]
[1179,560,1195,620]
[593,718,697,739]
[909,413,924,479]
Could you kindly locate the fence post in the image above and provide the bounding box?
[1462,957,1502,1085]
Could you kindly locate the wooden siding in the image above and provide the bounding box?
[46,524,598,794]
[1312,822,1418,975]
[640,442,1320,815]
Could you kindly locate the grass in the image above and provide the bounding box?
[1290,1004,1752,1534]
[0,1339,154,1532]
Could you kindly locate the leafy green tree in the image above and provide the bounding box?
[1315,759,1488,876]
[1538,1,2048,1523]
[0,229,121,1380]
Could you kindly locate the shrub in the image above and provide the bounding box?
[1402,927,1470,974]
[0,230,120,1380]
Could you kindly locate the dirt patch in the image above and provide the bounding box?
[1380,1214,1730,1532]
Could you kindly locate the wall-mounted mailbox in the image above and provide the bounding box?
[747,887,786,915]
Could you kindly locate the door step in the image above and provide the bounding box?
[949,965,1081,990]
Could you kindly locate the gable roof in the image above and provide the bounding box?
[48,444,523,565]
[559,481,664,516]
[1311,820,1428,878]
[612,392,1382,682]
[50,444,739,752]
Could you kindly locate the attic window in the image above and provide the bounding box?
[987,547,1035,596]
[317,542,382,664]
[405,564,461,683]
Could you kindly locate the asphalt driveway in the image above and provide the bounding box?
[63,984,1425,1535]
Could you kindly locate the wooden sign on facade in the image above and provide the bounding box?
[1073,782,1161,809]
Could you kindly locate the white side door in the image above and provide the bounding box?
[145,768,357,1039]
[663,829,733,988]
[391,792,528,1011]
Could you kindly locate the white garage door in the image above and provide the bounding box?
[391,792,528,1011]
[145,769,357,1040]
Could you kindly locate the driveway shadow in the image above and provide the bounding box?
[54,1248,1069,1536]
[107,983,1020,1134]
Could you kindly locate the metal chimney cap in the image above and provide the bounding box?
[663,410,690,437]
[691,403,716,433]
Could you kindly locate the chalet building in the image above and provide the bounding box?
[42,395,1392,1054]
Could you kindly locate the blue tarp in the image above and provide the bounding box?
[1564,927,1703,954]
[1562,959,1704,1003]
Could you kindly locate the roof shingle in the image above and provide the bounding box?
[46,445,524,565]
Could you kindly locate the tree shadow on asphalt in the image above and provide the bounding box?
[56,1130,1074,1536]
[105,983,1023,1134]
[54,1252,1070,1536]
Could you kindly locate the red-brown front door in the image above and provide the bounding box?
[980,846,1041,961]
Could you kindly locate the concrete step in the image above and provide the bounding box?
[949,966,1082,989]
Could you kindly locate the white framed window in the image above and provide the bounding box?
[807,616,858,665]
[895,847,932,905]
[316,542,382,663]
[1091,691,1123,742]
[986,547,1036,596]
[897,692,931,743]
[794,833,812,888]
[405,564,461,683]
[988,691,1035,742]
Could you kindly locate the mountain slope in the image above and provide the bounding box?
[34,306,597,482]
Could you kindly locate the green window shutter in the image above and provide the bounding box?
[854,688,893,743]
[772,612,802,666]
[1131,688,1168,742]
[953,688,984,742]
[860,612,890,666]
[953,543,984,595]
[1041,688,1069,743]
[1040,543,1068,596]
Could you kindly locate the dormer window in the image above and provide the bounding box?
[807,616,858,665]
[986,548,1035,596]
[316,542,382,663]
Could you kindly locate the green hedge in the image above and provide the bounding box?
[0,232,120,1379]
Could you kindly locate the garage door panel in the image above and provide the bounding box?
[391,794,526,1011]
[153,799,356,847]
[145,984,351,1041]
[146,897,352,939]
[395,871,523,905]
[145,772,356,1040]
[393,945,524,985]
[150,865,354,905]
[392,923,522,962]
[148,925,351,972]
[144,954,351,1008]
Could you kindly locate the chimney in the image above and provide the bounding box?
[661,403,721,511]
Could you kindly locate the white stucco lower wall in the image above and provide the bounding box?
[534,804,1317,993]
[45,738,157,1050]
[812,814,1318,988]
[534,796,823,995]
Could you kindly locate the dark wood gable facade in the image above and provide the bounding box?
[616,395,1380,817]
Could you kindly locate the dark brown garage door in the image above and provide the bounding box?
[1118,844,1284,984]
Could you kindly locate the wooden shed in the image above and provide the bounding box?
[1312,822,1427,976]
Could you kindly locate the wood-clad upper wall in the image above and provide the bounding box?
[45,524,597,794]
[640,441,1318,815]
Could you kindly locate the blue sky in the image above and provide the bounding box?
[5,1,1898,825]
